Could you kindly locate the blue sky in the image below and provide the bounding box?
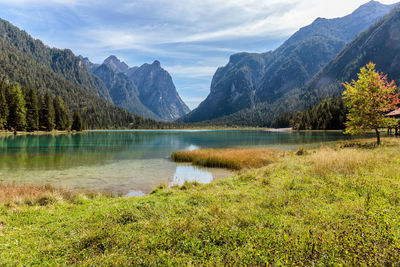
[0,0,397,109]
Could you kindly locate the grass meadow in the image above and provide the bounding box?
[0,138,400,265]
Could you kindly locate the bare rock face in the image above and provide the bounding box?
[103,55,130,74]
[92,63,160,120]
[86,56,190,121]
[127,61,190,121]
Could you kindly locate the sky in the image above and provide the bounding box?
[0,0,398,109]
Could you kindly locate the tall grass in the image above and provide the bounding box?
[171,148,284,170]
[307,147,384,177]
[0,183,107,206]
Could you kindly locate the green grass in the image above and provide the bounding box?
[1,138,400,265]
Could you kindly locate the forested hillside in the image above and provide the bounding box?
[0,19,112,102]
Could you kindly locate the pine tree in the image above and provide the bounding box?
[53,96,69,130]
[0,82,9,129]
[71,110,83,131]
[24,87,39,131]
[7,84,26,131]
[39,92,56,131]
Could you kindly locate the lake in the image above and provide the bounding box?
[0,130,353,195]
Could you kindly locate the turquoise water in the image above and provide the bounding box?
[0,130,352,194]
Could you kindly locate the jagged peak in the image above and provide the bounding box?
[139,60,163,70]
[152,60,161,67]
[103,55,129,73]
[104,55,123,65]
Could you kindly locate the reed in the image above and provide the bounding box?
[171,148,284,170]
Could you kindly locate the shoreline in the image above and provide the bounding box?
[2,128,373,135]
[0,136,386,201]
[0,130,80,135]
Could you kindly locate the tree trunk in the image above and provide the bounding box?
[376,128,380,146]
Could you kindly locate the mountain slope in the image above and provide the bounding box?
[205,2,400,128]
[127,60,190,121]
[92,63,160,120]
[301,4,400,104]
[0,39,137,128]
[0,19,113,103]
[0,19,166,129]
[87,56,190,121]
[181,0,396,123]
[103,55,130,74]
[183,53,271,123]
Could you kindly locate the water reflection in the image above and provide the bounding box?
[0,130,355,194]
[185,144,200,151]
[172,165,214,186]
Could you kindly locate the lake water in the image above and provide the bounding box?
[0,130,353,195]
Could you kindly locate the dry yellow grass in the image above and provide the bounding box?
[0,183,107,206]
[307,148,383,177]
[171,148,284,170]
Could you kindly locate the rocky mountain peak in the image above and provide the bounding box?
[152,60,161,68]
[103,55,130,74]
[85,55,190,121]
[79,55,99,72]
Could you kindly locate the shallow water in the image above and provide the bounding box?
[0,130,353,195]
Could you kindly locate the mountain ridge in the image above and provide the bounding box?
[179,0,397,123]
[86,56,190,121]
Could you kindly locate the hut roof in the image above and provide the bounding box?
[386,108,400,117]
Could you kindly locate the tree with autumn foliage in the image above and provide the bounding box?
[343,62,399,145]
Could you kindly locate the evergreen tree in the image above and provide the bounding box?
[71,110,83,131]
[0,82,9,129]
[39,92,56,131]
[293,97,347,131]
[53,96,69,130]
[24,87,39,131]
[7,84,26,131]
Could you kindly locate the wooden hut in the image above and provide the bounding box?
[386,108,400,135]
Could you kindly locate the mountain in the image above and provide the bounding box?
[301,4,400,105]
[91,63,160,120]
[0,18,166,129]
[0,19,114,103]
[180,1,397,123]
[103,55,130,74]
[80,56,100,72]
[127,61,190,121]
[87,56,190,121]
